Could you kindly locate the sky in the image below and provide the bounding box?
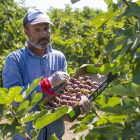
[14,0,137,12]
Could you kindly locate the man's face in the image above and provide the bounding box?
[25,23,51,49]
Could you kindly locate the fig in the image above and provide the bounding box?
[83,74,90,81]
[78,76,83,82]
[67,88,74,93]
[74,87,80,93]
[72,84,78,89]
[66,85,71,90]
[71,78,77,84]
[79,84,84,88]
[71,101,77,107]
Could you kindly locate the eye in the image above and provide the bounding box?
[35,29,39,32]
[44,27,49,31]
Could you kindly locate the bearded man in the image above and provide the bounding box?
[2,9,93,140]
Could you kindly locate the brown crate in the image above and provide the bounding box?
[38,64,117,122]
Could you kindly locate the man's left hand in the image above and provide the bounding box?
[80,95,94,115]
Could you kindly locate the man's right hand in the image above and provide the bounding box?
[48,71,70,88]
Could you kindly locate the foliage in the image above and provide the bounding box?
[0,77,68,140]
[67,0,140,140]
[1,0,140,139]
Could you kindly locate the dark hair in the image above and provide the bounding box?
[25,22,29,30]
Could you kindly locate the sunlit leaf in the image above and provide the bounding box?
[34,105,68,129]
[91,3,119,29]
[73,124,89,134]
[48,134,59,140]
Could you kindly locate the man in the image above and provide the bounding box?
[2,9,93,140]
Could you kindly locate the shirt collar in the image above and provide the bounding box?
[25,41,52,58]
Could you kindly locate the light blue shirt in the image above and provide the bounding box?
[2,42,67,140]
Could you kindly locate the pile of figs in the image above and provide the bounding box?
[47,74,101,108]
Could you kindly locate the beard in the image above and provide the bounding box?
[29,34,51,49]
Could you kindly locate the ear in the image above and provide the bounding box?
[24,29,29,38]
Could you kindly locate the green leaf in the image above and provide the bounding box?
[21,77,42,102]
[104,0,113,5]
[99,63,117,75]
[27,92,42,112]
[133,120,140,134]
[21,111,35,124]
[73,124,89,134]
[133,48,140,59]
[106,83,140,97]
[16,100,30,117]
[105,31,136,52]
[99,54,131,75]
[91,3,119,29]
[8,86,23,104]
[121,98,137,107]
[0,121,28,139]
[71,0,80,4]
[70,124,80,130]
[131,32,140,50]
[99,105,137,115]
[95,117,108,126]
[85,125,121,140]
[107,115,126,123]
[122,2,140,19]
[97,96,120,108]
[82,115,99,126]
[48,134,59,140]
[34,105,68,129]
[122,127,139,140]
[0,104,4,121]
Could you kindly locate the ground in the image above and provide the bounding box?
[0,118,89,140]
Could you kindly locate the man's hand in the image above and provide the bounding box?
[48,71,70,88]
[80,95,93,115]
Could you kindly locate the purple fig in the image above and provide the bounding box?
[76,98,80,102]
[71,101,77,107]
[60,95,66,100]
[67,88,74,93]
[65,95,71,101]
[67,82,73,86]
[90,88,95,94]
[84,84,89,89]
[71,96,76,101]
[74,87,80,93]
[60,89,65,93]
[78,76,83,82]
[52,102,57,108]
[71,78,77,84]
[57,93,61,97]
[88,86,92,90]
[57,104,62,107]
[72,84,78,89]
[68,100,72,106]
[93,81,98,85]
[61,99,68,105]
[85,79,92,86]
[83,74,90,81]
[66,85,71,90]
[94,85,98,89]
[76,92,82,98]
[79,84,84,88]
[75,81,81,85]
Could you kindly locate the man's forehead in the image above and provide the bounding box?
[30,23,50,28]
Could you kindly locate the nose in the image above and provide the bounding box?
[40,30,51,38]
